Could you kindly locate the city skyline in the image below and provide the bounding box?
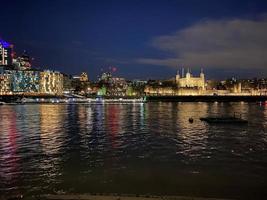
[1,0,267,80]
[1,2,267,198]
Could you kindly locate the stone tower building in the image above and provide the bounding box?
[176,68,205,89]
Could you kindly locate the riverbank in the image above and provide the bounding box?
[0,95,145,104]
[1,95,267,104]
[146,95,267,102]
[21,194,234,200]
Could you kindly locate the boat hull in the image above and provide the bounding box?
[200,117,248,124]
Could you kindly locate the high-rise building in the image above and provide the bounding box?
[0,39,13,66]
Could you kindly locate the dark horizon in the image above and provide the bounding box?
[1,0,267,81]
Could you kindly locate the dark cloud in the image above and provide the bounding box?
[137,15,267,73]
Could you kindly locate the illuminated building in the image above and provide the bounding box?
[99,72,112,82]
[73,72,89,82]
[8,70,40,93]
[176,68,205,89]
[97,86,107,96]
[132,79,147,87]
[0,39,65,96]
[71,72,90,94]
[130,80,147,96]
[145,69,206,96]
[144,86,176,96]
[0,39,13,66]
[0,73,12,94]
[80,72,89,82]
[12,51,32,70]
[40,70,63,95]
[108,77,128,96]
[97,71,128,96]
[0,68,64,95]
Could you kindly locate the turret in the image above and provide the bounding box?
[200,68,205,90]
[200,68,204,79]
[176,69,180,79]
[176,69,180,85]
[186,68,191,78]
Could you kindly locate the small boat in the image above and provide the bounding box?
[200,116,248,124]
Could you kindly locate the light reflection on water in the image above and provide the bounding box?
[0,102,267,199]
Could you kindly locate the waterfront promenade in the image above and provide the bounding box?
[2,94,267,103]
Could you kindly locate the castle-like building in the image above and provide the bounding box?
[176,68,205,89]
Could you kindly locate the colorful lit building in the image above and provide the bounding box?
[0,67,64,96]
[0,73,12,95]
[40,70,63,95]
[7,70,40,94]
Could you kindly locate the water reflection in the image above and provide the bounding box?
[175,103,208,161]
[0,106,20,186]
[40,105,65,154]
[0,103,267,199]
[264,104,267,127]
[105,104,120,149]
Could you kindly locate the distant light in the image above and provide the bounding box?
[0,39,11,48]
[112,67,117,72]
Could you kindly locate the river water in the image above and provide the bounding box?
[0,102,267,199]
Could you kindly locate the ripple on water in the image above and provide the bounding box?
[0,103,267,198]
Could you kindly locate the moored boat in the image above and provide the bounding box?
[200,116,248,124]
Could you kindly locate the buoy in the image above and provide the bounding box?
[189,118,194,123]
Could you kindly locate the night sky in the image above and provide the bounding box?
[1,0,267,80]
